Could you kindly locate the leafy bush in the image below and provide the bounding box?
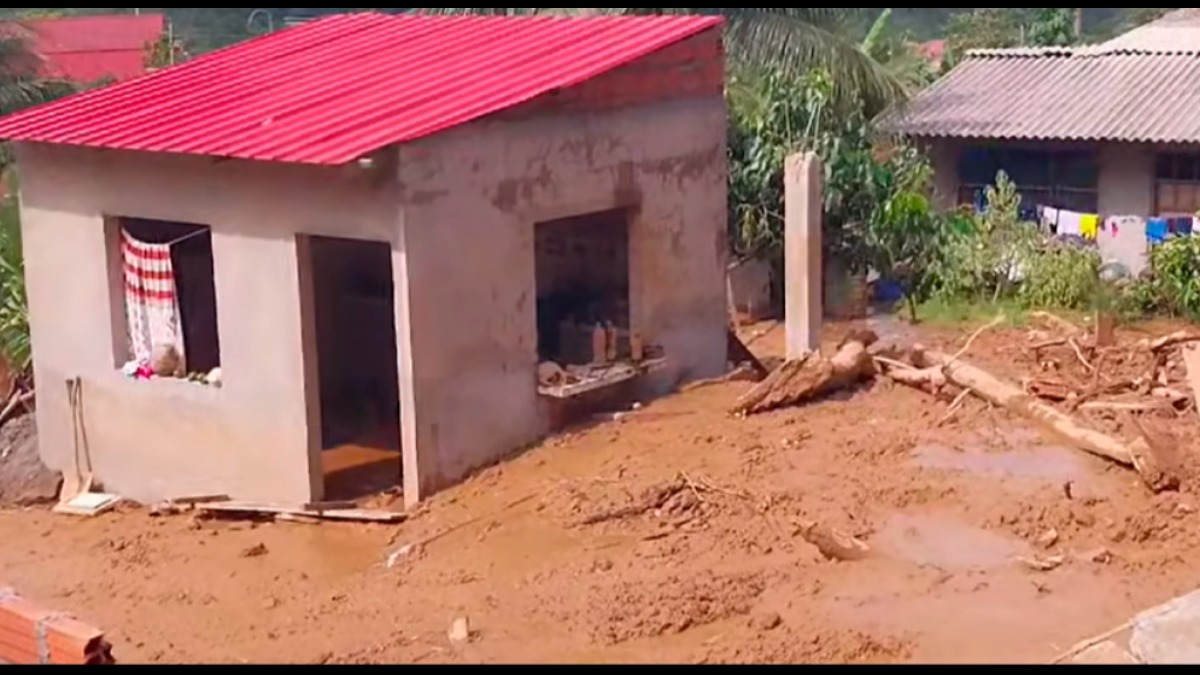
[930,173,1040,303]
[1126,236,1200,319]
[1019,240,1101,310]
[0,189,28,374]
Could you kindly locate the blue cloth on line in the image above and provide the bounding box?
[1147,217,1170,244]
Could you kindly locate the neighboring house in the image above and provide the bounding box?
[884,9,1200,220]
[0,13,729,508]
[10,13,165,83]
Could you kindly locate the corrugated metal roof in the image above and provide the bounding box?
[0,12,723,166]
[883,9,1200,143]
[1,14,164,83]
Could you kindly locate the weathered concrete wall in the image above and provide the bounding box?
[1098,143,1155,218]
[14,28,729,507]
[15,143,398,505]
[396,96,729,502]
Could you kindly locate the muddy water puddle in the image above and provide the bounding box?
[873,513,1028,571]
[912,425,1090,489]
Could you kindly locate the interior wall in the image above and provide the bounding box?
[15,143,400,505]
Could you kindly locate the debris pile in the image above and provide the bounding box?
[736,313,1200,496]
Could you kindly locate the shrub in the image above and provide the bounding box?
[1019,240,1102,311]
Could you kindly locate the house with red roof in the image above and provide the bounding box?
[11,13,165,84]
[0,13,729,508]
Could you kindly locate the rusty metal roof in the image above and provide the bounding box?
[884,9,1200,143]
[0,12,723,166]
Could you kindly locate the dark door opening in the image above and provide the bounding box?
[308,236,402,501]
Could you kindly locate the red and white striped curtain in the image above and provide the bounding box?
[121,230,185,365]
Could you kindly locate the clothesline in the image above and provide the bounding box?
[164,228,209,248]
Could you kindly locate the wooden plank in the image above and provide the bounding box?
[197,502,407,524]
[173,495,231,506]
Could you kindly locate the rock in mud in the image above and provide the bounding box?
[448,617,472,644]
[0,415,62,507]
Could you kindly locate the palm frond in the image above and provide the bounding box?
[720,10,906,114]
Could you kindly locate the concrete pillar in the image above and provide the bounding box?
[784,152,824,359]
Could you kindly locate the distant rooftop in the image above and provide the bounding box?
[882,8,1200,144]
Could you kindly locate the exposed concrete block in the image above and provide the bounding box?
[1070,641,1140,665]
[1131,589,1200,664]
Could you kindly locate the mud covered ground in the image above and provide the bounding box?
[2,319,1200,664]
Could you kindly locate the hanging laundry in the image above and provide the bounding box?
[1056,209,1084,238]
[1147,217,1170,245]
[1168,216,1194,237]
[122,230,185,369]
[1100,216,1149,278]
[1080,213,1100,240]
[1041,206,1062,234]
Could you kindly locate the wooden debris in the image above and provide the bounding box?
[796,521,871,562]
[1018,553,1066,572]
[1095,312,1118,348]
[731,332,878,417]
[727,330,769,381]
[1127,417,1182,494]
[1142,331,1200,353]
[173,495,231,506]
[909,350,1178,493]
[1078,401,1175,415]
[196,501,408,524]
[1026,378,1073,402]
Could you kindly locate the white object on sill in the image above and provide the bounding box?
[206,368,224,388]
[538,357,669,400]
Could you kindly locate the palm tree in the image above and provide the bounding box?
[420,8,906,112]
[0,34,74,118]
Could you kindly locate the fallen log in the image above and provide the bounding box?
[912,349,1178,492]
[731,332,878,417]
[1141,331,1200,353]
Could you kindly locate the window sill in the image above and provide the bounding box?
[109,371,224,401]
[538,358,668,400]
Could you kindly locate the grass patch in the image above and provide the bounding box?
[914,297,1031,329]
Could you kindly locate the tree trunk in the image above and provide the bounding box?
[913,350,1178,492]
[732,333,878,417]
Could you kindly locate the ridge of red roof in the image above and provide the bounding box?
[0,12,724,166]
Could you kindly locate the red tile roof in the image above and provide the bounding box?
[17,13,165,83]
[0,12,724,166]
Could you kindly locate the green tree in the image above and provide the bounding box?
[1026,8,1078,47]
[859,9,935,96]
[422,8,906,113]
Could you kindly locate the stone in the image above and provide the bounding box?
[240,543,269,559]
[448,617,472,644]
[751,612,783,633]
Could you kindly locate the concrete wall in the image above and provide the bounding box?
[395,95,729,502]
[14,30,729,507]
[16,144,398,505]
[927,138,1164,218]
